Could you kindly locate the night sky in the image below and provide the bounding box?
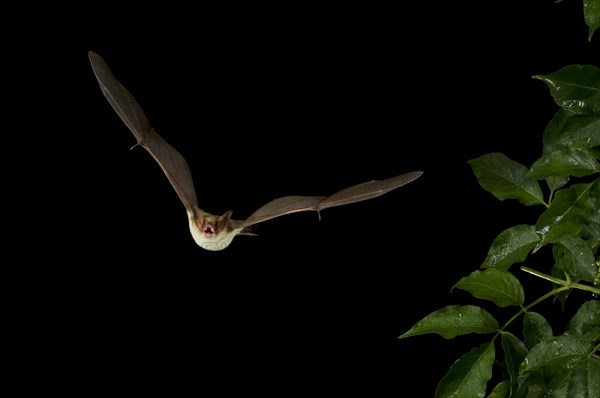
[17,1,599,395]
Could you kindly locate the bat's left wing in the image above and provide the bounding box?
[237,171,423,229]
[88,51,199,212]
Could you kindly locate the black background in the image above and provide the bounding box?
[12,1,599,396]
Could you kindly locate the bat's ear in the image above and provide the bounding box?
[218,210,233,231]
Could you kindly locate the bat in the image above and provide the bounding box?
[88,51,423,251]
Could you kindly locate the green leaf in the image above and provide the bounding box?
[516,370,545,398]
[567,356,600,398]
[567,300,600,335]
[546,175,569,193]
[435,343,495,398]
[526,356,600,398]
[544,367,571,397]
[533,65,600,115]
[553,235,597,282]
[585,0,600,41]
[469,153,545,206]
[518,335,590,386]
[523,312,553,349]
[582,210,600,239]
[535,180,600,250]
[563,300,600,348]
[551,265,574,308]
[486,380,509,398]
[481,225,540,270]
[398,305,499,340]
[588,238,600,254]
[453,269,524,307]
[528,148,600,179]
[543,109,575,154]
[500,331,528,396]
[550,113,600,152]
[583,211,600,254]
[589,145,600,160]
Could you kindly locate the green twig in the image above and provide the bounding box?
[590,342,600,359]
[491,266,600,341]
[520,266,600,295]
[492,285,571,341]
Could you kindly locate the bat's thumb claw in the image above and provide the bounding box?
[129,141,143,151]
[239,226,258,236]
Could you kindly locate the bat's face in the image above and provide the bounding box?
[187,209,240,251]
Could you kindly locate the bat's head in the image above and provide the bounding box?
[187,208,240,251]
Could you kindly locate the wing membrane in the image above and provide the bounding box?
[239,171,423,228]
[88,51,199,210]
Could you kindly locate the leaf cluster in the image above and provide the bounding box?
[399,5,600,396]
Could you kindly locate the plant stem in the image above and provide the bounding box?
[520,266,600,295]
[590,342,600,359]
[491,267,600,341]
[492,285,571,341]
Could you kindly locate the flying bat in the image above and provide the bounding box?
[88,51,423,251]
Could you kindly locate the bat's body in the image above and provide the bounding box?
[187,208,240,251]
[88,51,423,251]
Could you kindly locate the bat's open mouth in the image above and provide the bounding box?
[203,226,215,237]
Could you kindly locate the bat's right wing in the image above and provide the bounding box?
[238,171,423,229]
[88,51,199,211]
